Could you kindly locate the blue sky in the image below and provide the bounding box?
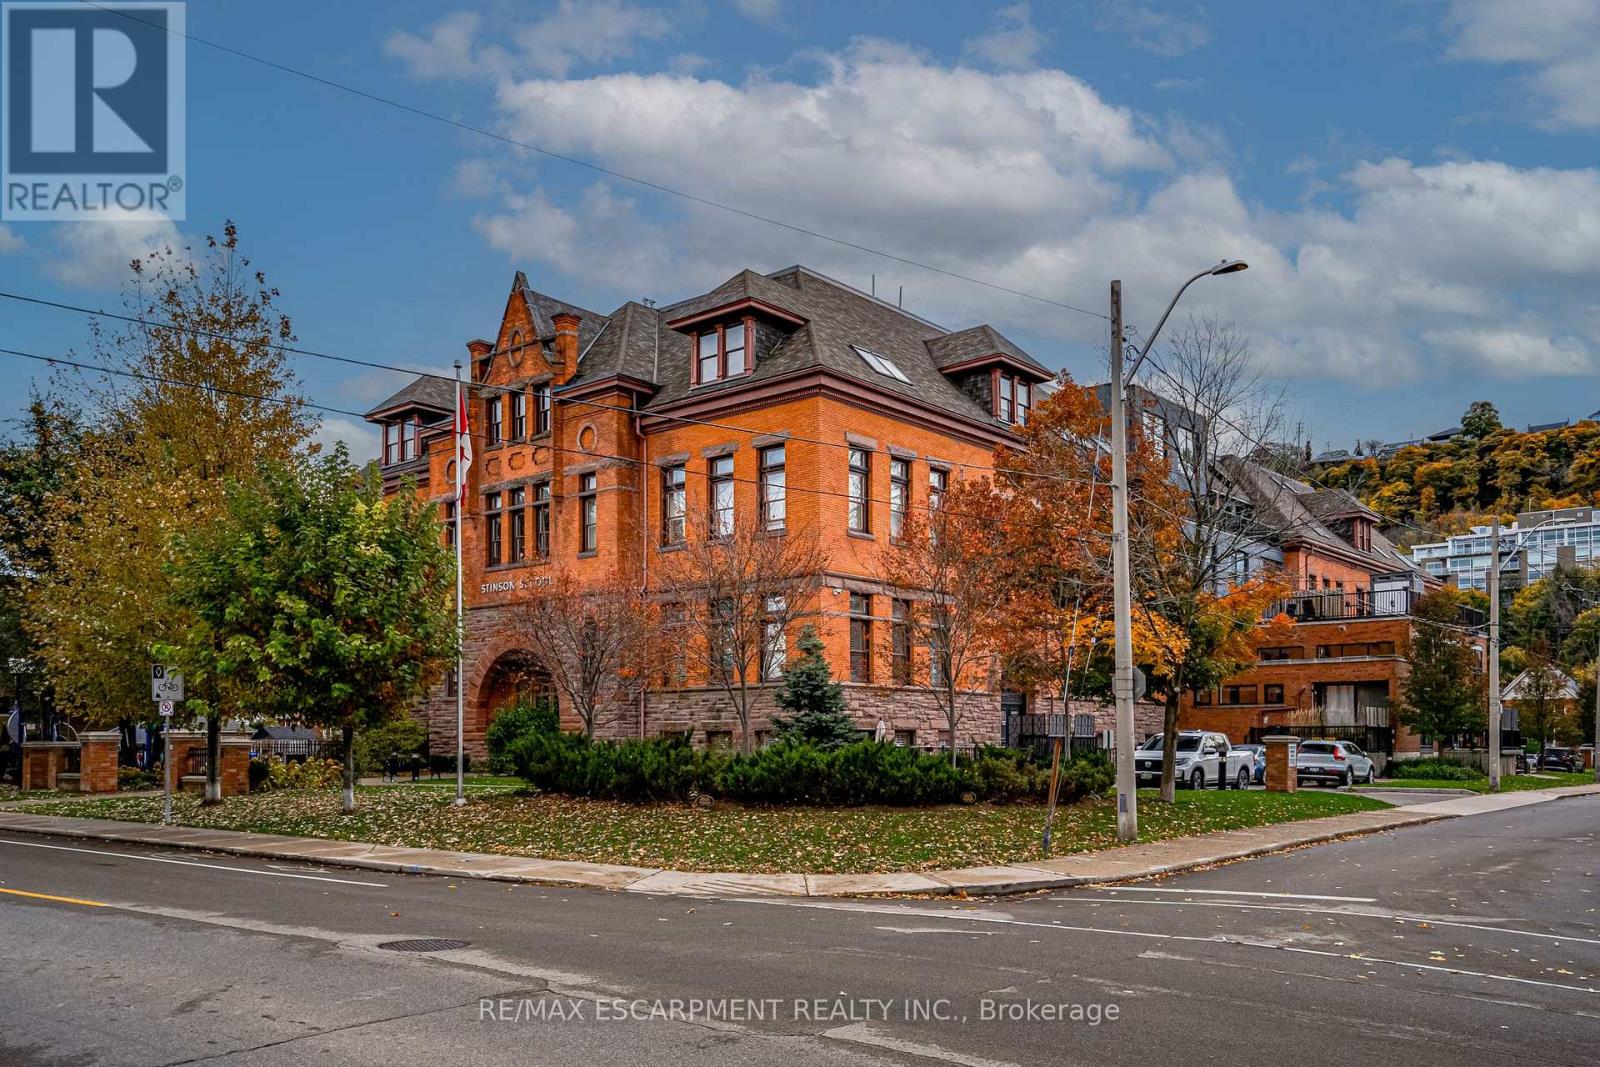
[3,0,1598,457]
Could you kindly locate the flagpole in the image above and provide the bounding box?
[453,360,467,807]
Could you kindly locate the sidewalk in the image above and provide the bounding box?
[1,784,1595,898]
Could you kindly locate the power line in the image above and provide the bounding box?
[5,345,1110,539]
[0,288,1102,489]
[77,1,1108,323]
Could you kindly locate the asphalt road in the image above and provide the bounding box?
[2,796,1597,1067]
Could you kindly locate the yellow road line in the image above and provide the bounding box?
[0,886,107,908]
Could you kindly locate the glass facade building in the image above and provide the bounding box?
[1409,507,1598,591]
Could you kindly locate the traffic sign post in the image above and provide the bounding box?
[152,666,180,825]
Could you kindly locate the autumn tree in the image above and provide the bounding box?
[164,449,456,812]
[879,478,1011,765]
[1127,317,1297,802]
[1396,589,1486,754]
[1460,400,1502,440]
[27,224,312,799]
[658,514,824,753]
[513,573,660,738]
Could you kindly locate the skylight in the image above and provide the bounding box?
[852,345,912,385]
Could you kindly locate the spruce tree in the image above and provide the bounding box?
[772,625,859,749]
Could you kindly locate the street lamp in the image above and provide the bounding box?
[1109,260,1248,843]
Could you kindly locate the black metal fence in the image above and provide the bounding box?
[1247,723,1395,755]
[252,738,341,763]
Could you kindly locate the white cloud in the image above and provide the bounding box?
[45,211,185,289]
[1446,0,1600,128]
[1097,2,1210,57]
[385,2,673,82]
[0,225,23,253]
[730,0,781,23]
[314,416,381,463]
[457,40,1600,387]
[964,3,1047,70]
[383,11,484,81]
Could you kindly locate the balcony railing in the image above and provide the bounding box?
[1270,588,1484,627]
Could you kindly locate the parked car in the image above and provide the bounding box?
[1233,743,1267,785]
[1135,731,1254,790]
[1294,739,1377,787]
[1534,747,1582,772]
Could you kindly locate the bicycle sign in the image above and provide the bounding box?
[151,664,184,702]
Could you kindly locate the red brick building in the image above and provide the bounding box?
[1178,459,1484,763]
[366,266,1055,756]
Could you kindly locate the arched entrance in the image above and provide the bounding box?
[477,651,556,736]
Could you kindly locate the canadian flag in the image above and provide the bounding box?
[454,381,472,502]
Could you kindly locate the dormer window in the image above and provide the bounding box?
[693,321,750,385]
[996,373,1031,425]
[382,416,421,466]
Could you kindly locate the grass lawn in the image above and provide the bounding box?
[1374,771,1593,793]
[17,785,1387,875]
[374,775,526,789]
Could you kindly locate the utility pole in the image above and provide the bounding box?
[1109,279,1138,843]
[1487,519,1501,791]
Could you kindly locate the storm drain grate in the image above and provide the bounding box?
[377,938,471,953]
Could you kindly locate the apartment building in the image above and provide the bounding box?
[1409,506,1598,594]
[365,266,1055,755]
[1178,459,1483,761]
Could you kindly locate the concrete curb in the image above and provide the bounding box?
[2,784,1595,899]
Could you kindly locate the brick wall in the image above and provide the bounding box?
[397,291,1033,757]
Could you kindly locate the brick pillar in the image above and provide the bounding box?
[79,731,121,793]
[219,737,252,797]
[1263,735,1298,793]
[164,730,206,793]
[21,742,69,791]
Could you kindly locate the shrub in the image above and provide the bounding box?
[486,699,560,774]
[355,717,428,776]
[428,752,472,777]
[117,765,157,791]
[248,757,271,793]
[508,732,1115,807]
[261,756,344,791]
[1390,756,1485,781]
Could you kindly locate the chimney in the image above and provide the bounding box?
[466,339,493,381]
[551,312,580,383]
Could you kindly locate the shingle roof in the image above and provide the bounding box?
[376,266,1055,434]
[1214,456,1410,572]
[925,324,1051,376]
[364,374,455,419]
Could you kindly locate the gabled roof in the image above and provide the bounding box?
[1501,667,1580,702]
[364,374,455,419]
[1214,456,1411,573]
[925,324,1051,376]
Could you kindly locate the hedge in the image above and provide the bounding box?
[503,730,1113,807]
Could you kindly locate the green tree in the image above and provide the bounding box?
[0,397,80,740]
[771,625,857,749]
[27,225,311,797]
[165,448,456,812]
[1397,589,1486,754]
[1461,400,1502,439]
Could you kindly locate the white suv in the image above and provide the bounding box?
[1294,740,1377,787]
[1135,731,1254,790]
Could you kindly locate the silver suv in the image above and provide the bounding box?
[1294,740,1376,787]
